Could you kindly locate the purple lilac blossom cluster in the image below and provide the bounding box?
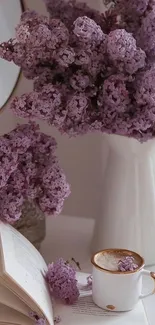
[118,256,139,272]
[1,0,155,141]
[0,122,70,223]
[46,258,79,304]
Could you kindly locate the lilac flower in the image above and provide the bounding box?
[66,93,89,122]
[136,8,155,55]
[56,47,75,67]
[0,139,18,188]
[98,74,130,113]
[70,71,90,91]
[129,107,154,142]
[0,14,69,79]
[134,67,155,106]
[73,16,106,46]
[43,0,105,30]
[38,162,70,215]
[107,29,137,62]
[1,1,155,141]
[49,19,69,49]
[16,21,50,47]
[11,85,62,120]
[46,258,79,304]
[75,48,91,65]
[107,29,146,73]
[118,256,138,272]
[0,123,70,223]
[124,48,146,74]
[0,189,24,224]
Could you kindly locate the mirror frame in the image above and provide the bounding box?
[1,0,24,110]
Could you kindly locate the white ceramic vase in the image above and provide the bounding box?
[92,134,155,266]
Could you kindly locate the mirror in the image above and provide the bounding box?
[0,0,23,109]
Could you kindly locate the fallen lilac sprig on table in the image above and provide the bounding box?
[46,258,80,304]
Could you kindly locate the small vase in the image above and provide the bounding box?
[92,134,155,265]
[14,201,46,250]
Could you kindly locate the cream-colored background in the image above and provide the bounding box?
[1,0,108,219]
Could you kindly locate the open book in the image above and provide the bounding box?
[0,222,53,325]
[0,222,149,325]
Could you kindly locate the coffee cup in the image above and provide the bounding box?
[91,248,155,311]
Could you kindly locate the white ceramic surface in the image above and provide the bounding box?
[92,134,155,265]
[92,250,155,312]
[0,0,22,108]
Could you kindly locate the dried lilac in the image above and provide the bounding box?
[46,258,79,304]
[118,256,138,272]
[0,123,70,223]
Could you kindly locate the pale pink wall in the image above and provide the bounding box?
[3,0,108,219]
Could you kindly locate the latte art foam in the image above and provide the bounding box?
[95,252,139,272]
[95,252,120,271]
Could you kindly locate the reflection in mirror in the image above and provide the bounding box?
[0,0,23,109]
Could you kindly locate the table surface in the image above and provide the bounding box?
[41,215,155,325]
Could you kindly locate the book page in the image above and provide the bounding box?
[0,304,34,325]
[0,284,31,316]
[0,222,53,325]
[54,273,149,325]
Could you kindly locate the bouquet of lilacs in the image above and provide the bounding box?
[0,0,155,142]
[0,122,70,223]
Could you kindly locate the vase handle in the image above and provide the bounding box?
[140,270,155,298]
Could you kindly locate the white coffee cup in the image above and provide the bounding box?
[91,249,155,312]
